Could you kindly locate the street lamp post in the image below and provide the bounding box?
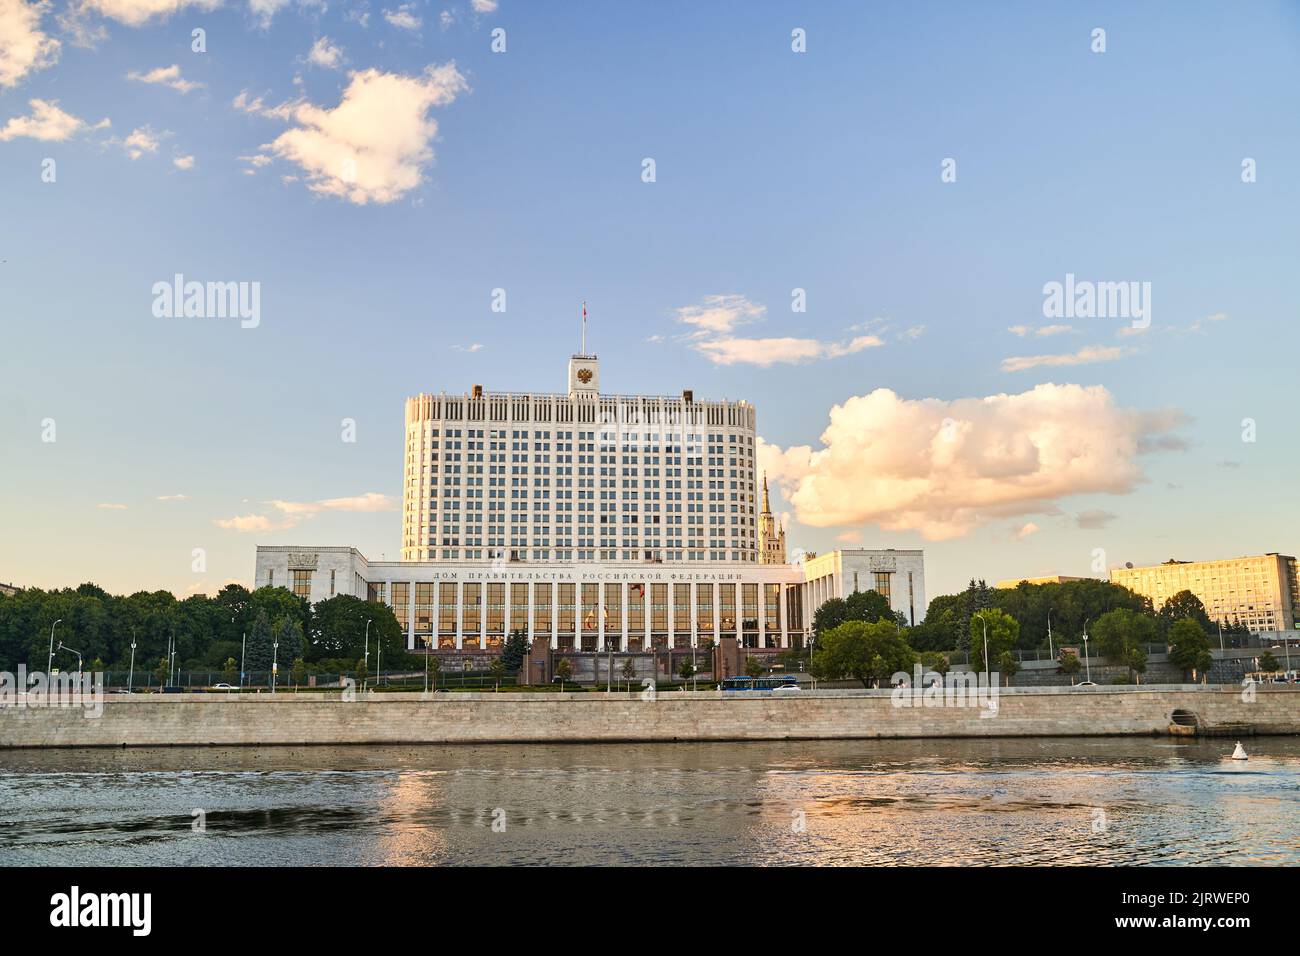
[240,632,246,691]
[1046,609,1054,662]
[1082,619,1093,683]
[271,639,279,695]
[424,637,430,693]
[128,630,137,694]
[47,619,62,679]
[57,642,83,682]
[363,619,372,691]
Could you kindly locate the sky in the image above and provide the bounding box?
[2,0,1299,603]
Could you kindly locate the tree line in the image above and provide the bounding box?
[0,582,410,680]
[805,578,1235,686]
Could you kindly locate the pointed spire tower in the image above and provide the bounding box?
[758,472,787,564]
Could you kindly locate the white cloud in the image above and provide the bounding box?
[96,502,127,510]
[264,63,467,204]
[72,0,221,28]
[120,125,161,158]
[452,342,483,352]
[232,89,299,121]
[383,3,419,29]
[214,513,293,532]
[1008,324,1074,337]
[1015,522,1040,539]
[0,0,61,88]
[674,294,764,335]
[759,383,1188,541]
[1000,344,1133,373]
[156,493,189,501]
[267,491,396,517]
[172,152,194,169]
[0,98,107,141]
[470,0,496,11]
[127,63,202,93]
[307,35,343,69]
[694,334,883,367]
[671,294,884,366]
[248,0,290,27]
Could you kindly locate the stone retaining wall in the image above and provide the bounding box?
[1,685,1296,749]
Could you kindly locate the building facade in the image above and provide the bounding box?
[402,353,759,564]
[255,347,925,653]
[1110,553,1300,634]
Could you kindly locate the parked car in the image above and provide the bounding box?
[1074,681,1098,688]
[212,683,236,690]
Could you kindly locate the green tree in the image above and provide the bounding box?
[997,650,1019,687]
[1258,651,1279,675]
[678,658,696,683]
[813,589,897,636]
[500,629,529,672]
[811,619,917,688]
[968,610,1019,673]
[1168,618,1214,681]
[554,658,573,687]
[744,655,765,678]
[918,651,949,676]
[489,657,506,688]
[426,654,441,688]
[291,657,307,686]
[620,656,636,691]
[152,657,168,686]
[244,611,274,675]
[309,594,402,664]
[1157,589,1214,638]
[1058,649,1081,676]
[1092,608,1154,682]
[221,657,237,684]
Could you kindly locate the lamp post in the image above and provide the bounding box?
[46,618,62,679]
[1082,618,1093,683]
[424,637,430,693]
[57,641,83,682]
[271,638,279,695]
[363,619,372,691]
[239,632,246,691]
[1046,609,1054,662]
[128,629,137,694]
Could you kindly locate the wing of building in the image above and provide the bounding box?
[1110,553,1299,635]
[254,348,924,651]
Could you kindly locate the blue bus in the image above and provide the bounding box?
[721,675,799,692]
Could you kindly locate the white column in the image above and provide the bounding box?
[618,582,629,650]
[549,581,558,650]
[454,580,464,651]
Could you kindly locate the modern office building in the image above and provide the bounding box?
[254,346,925,651]
[1110,553,1300,634]
[995,575,1090,588]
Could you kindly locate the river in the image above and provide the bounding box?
[1,737,1295,866]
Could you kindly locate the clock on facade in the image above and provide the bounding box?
[577,368,593,384]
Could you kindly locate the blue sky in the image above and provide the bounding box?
[3,0,1299,601]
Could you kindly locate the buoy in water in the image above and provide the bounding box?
[1231,741,1248,760]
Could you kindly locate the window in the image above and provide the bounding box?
[291,570,311,599]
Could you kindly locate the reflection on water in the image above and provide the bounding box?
[1,737,1296,866]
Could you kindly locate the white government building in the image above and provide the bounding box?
[254,349,924,652]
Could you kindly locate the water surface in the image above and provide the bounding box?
[1,737,1295,865]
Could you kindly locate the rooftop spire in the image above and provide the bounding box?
[762,472,771,514]
[581,300,587,355]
